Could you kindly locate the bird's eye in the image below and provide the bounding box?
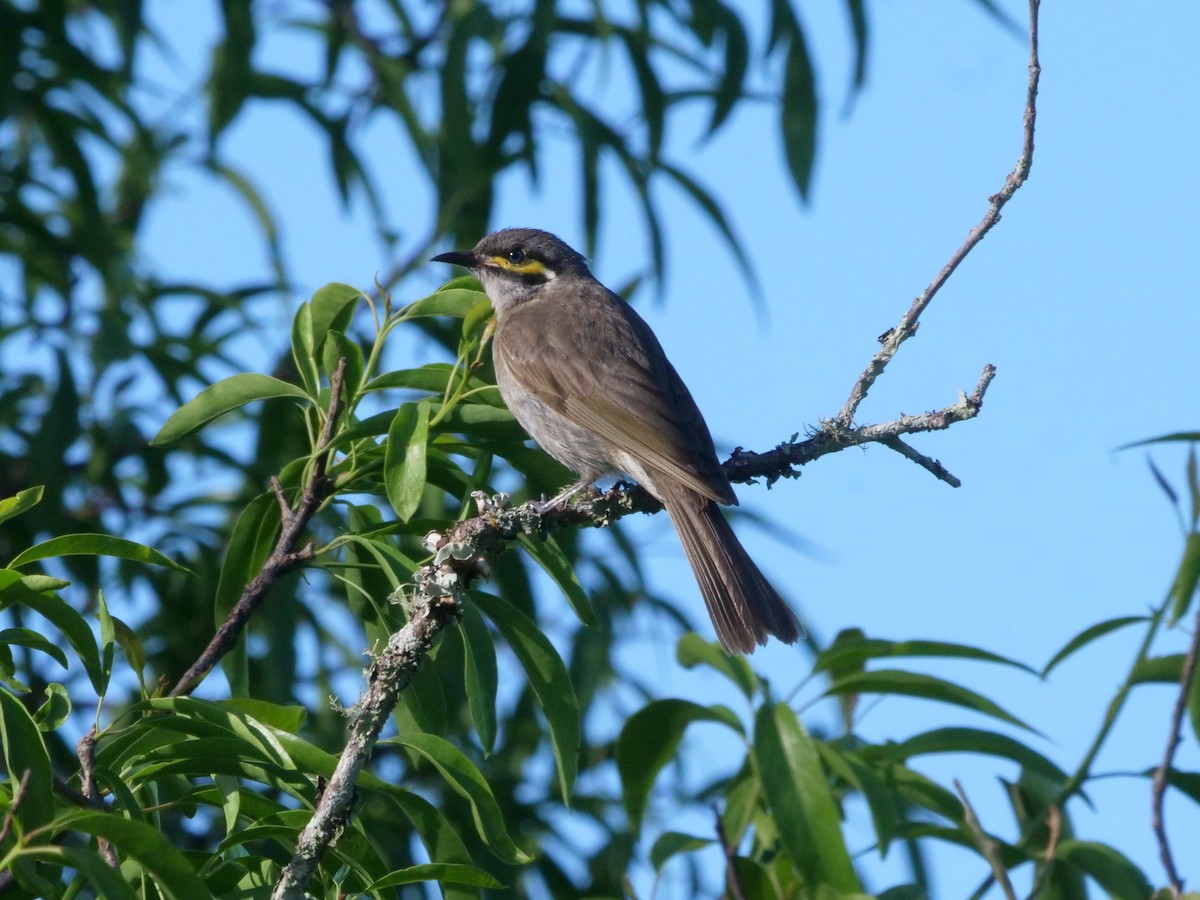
[507,249,526,264]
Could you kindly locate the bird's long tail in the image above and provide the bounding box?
[663,489,803,654]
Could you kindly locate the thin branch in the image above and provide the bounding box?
[836,0,1039,431]
[77,726,119,868]
[713,804,746,900]
[0,770,31,846]
[170,359,348,697]
[1029,804,1062,899]
[955,779,1017,900]
[1151,594,1199,895]
[272,510,485,899]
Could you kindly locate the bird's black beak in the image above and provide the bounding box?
[431,250,477,268]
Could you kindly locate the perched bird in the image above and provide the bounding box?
[433,228,800,653]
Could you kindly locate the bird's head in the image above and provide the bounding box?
[432,228,592,314]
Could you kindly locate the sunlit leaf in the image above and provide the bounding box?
[0,486,43,526]
[1042,616,1148,677]
[471,591,580,803]
[753,702,861,892]
[385,400,431,522]
[9,534,191,574]
[387,733,531,865]
[151,373,311,446]
[0,686,55,833]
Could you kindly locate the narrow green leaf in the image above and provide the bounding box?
[0,628,68,669]
[385,401,431,522]
[1131,654,1184,684]
[97,589,115,698]
[0,578,105,693]
[518,533,597,626]
[1054,840,1152,898]
[1168,532,1200,624]
[0,686,55,832]
[364,363,472,395]
[1118,431,1200,450]
[406,288,487,319]
[617,698,742,834]
[891,726,1067,782]
[387,733,531,865]
[753,702,861,892]
[0,486,43,526]
[814,635,1036,676]
[817,743,900,855]
[676,632,757,699]
[780,32,818,200]
[471,591,580,803]
[824,670,1036,732]
[650,831,714,872]
[309,282,362,347]
[54,846,139,899]
[50,811,211,899]
[151,373,311,446]
[1042,616,1148,677]
[9,534,191,574]
[33,682,71,731]
[366,864,503,890]
[214,492,281,697]
[323,329,365,400]
[290,300,319,394]
[459,606,498,754]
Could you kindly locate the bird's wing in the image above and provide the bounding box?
[497,292,736,505]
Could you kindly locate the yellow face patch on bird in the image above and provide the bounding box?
[489,255,554,278]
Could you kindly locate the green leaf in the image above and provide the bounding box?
[309,282,361,347]
[618,698,742,834]
[0,486,44,526]
[0,628,69,669]
[780,29,818,201]
[1054,840,1152,898]
[0,574,106,693]
[385,401,431,522]
[471,591,580,803]
[649,831,714,872]
[151,373,311,446]
[518,533,597,626]
[386,733,531,865]
[214,492,281,696]
[753,702,861,892]
[54,846,139,899]
[1118,431,1200,450]
[814,635,1036,676]
[824,670,1036,732]
[33,682,71,730]
[50,811,211,899]
[891,727,1067,782]
[1042,616,1149,677]
[676,632,757,699]
[1168,532,1200,624]
[291,300,319,394]
[0,686,55,833]
[817,743,901,855]
[459,606,498,754]
[9,534,191,574]
[365,864,503,891]
[1131,654,1184,684]
[405,288,487,319]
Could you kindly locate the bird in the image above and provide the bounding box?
[432,227,801,654]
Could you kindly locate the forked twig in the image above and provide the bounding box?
[170,360,348,697]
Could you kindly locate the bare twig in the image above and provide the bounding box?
[1151,596,1198,895]
[955,779,1017,900]
[170,359,348,697]
[0,769,31,846]
[77,726,119,867]
[1029,804,1062,898]
[714,804,746,900]
[834,0,1040,456]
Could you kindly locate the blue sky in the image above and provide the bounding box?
[129,0,1200,895]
